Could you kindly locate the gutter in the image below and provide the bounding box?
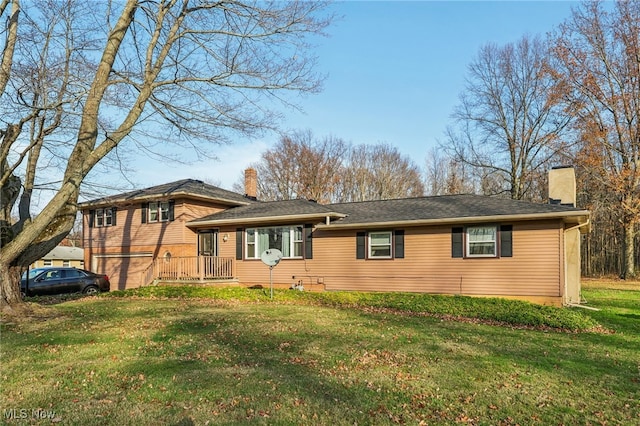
[187,212,347,228]
[315,210,591,230]
[564,216,591,234]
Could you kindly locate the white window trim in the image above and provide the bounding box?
[95,208,104,227]
[160,202,170,221]
[148,202,159,222]
[148,201,170,223]
[95,208,115,227]
[368,231,392,259]
[466,225,497,258]
[245,225,304,259]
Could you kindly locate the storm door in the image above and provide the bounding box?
[198,231,218,277]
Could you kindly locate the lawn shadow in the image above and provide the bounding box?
[350,307,639,400]
[115,305,376,423]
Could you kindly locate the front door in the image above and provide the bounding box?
[198,231,218,277]
[198,230,218,257]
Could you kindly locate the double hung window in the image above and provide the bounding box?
[92,207,116,227]
[466,226,497,257]
[369,232,392,258]
[149,202,171,222]
[145,201,173,223]
[451,225,512,258]
[356,230,404,259]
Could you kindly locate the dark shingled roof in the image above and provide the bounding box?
[189,199,341,224]
[79,179,253,207]
[187,193,588,228]
[326,194,587,226]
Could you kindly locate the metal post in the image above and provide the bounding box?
[270,266,273,300]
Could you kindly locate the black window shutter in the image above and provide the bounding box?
[356,232,366,259]
[236,228,243,260]
[88,210,95,228]
[500,225,513,257]
[394,230,405,258]
[304,224,313,259]
[141,203,148,224]
[111,207,117,226]
[168,200,175,221]
[452,227,464,258]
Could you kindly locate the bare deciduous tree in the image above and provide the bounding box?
[338,143,424,202]
[240,134,424,203]
[424,147,476,196]
[446,34,572,201]
[237,131,349,203]
[551,0,640,278]
[0,0,332,308]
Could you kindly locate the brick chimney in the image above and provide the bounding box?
[244,168,257,199]
[549,166,576,207]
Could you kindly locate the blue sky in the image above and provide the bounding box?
[133,1,578,192]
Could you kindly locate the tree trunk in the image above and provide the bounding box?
[0,264,23,309]
[622,218,636,279]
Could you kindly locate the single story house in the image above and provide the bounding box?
[31,245,85,269]
[80,167,589,306]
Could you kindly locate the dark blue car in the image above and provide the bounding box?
[21,267,110,297]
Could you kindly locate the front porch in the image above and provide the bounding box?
[142,256,235,286]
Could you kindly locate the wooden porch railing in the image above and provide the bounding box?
[141,256,234,286]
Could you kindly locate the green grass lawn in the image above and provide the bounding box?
[1,284,638,425]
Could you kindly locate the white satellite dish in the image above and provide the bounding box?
[260,249,283,267]
[260,249,283,299]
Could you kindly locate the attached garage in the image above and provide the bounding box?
[91,253,153,290]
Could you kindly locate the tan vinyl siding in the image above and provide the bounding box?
[31,259,84,269]
[228,221,564,298]
[92,253,153,291]
[83,198,229,252]
[82,198,235,280]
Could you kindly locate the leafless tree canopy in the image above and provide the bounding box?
[423,147,477,196]
[247,131,348,204]
[337,143,424,202]
[0,0,332,306]
[242,132,424,203]
[445,34,572,201]
[550,0,640,278]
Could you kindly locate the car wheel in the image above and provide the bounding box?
[83,285,99,295]
[20,291,26,299]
